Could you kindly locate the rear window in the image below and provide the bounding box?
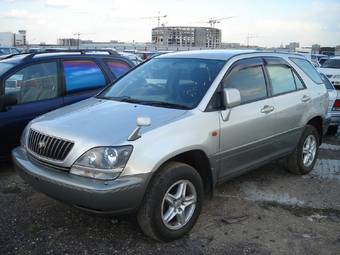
[321,59,340,69]
[290,57,323,84]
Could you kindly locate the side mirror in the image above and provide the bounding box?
[136,116,151,127]
[3,93,17,108]
[128,116,152,141]
[223,88,241,108]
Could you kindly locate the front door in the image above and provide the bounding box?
[218,58,277,180]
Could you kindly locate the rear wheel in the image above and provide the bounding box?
[284,125,319,175]
[137,161,203,241]
[327,125,338,136]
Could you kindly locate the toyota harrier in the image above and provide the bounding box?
[13,50,329,241]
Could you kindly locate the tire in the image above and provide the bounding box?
[327,125,338,136]
[284,125,319,175]
[137,161,204,241]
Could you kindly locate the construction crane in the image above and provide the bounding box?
[199,17,234,28]
[140,12,167,27]
[246,33,259,48]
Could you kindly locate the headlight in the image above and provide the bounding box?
[70,146,133,180]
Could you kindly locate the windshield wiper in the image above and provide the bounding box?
[98,96,190,109]
[139,100,191,110]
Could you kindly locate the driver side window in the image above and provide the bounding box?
[223,65,267,104]
[5,62,59,105]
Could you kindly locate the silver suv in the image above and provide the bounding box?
[13,50,329,241]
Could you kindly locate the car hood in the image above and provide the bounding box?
[318,67,340,76]
[30,97,188,147]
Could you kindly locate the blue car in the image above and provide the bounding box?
[0,50,134,160]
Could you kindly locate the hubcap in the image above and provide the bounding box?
[302,134,317,167]
[161,180,197,230]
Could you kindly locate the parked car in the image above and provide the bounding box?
[0,50,134,160]
[310,54,328,67]
[118,52,143,65]
[320,73,339,135]
[0,47,21,59]
[318,56,340,88]
[13,50,329,241]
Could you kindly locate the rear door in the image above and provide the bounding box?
[61,58,110,106]
[0,61,62,157]
[264,57,309,154]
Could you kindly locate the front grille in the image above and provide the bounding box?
[28,129,74,161]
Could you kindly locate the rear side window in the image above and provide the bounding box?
[293,72,305,90]
[5,62,59,104]
[320,73,334,90]
[267,65,296,95]
[290,57,323,84]
[223,65,267,104]
[105,60,130,78]
[63,60,106,94]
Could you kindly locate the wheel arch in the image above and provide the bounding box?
[147,149,216,197]
[306,116,323,144]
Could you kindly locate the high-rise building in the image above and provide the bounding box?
[152,26,222,48]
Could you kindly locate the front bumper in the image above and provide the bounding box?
[13,147,149,214]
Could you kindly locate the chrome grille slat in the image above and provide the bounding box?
[27,129,74,161]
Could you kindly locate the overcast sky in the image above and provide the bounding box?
[0,0,339,47]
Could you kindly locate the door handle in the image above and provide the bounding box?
[260,105,275,114]
[301,95,311,103]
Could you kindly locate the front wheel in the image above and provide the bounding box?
[137,161,203,241]
[284,125,319,175]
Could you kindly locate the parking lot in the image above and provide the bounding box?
[0,133,339,255]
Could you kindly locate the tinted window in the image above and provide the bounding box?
[106,60,130,78]
[63,60,106,94]
[5,62,58,104]
[293,72,305,90]
[320,73,334,90]
[0,63,14,76]
[321,59,340,69]
[223,65,267,104]
[267,65,296,95]
[100,58,225,109]
[290,57,323,84]
[0,48,11,55]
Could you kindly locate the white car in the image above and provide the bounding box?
[318,56,340,88]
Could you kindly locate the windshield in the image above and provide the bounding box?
[0,63,14,76]
[321,59,340,69]
[99,58,226,109]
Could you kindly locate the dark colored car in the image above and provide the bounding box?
[0,50,134,160]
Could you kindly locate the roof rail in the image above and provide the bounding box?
[21,49,118,61]
[1,53,23,60]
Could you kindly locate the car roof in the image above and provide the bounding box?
[330,56,340,60]
[155,49,304,61]
[0,51,134,65]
